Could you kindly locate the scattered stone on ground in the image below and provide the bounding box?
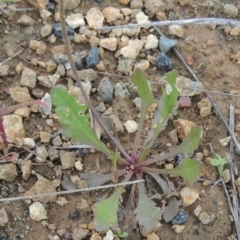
[86,47,100,68]
[222,169,231,183]
[59,150,76,170]
[0,208,8,227]
[21,160,32,180]
[172,211,189,225]
[169,25,185,37]
[66,13,85,29]
[86,8,104,29]
[145,34,158,49]
[223,4,238,18]
[0,65,9,77]
[180,187,199,206]
[9,86,32,102]
[0,163,18,181]
[102,7,123,23]
[147,232,159,240]
[155,52,172,71]
[98,77,114,102]
[17,14,34,25]
[72,227,89,240]
[198,212,215,225]
[219,136,232,147]
[194,205,202,217]
[53,23,74,40]
[124,120,138,133]
[197,98,212,118]
[171,225,185,234]
[120,39,144,59]
[159,35,177,53]
[173,118,196,140]
[29,201,47,221]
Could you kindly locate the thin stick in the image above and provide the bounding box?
[0,45,28,66]
[0,179,145,202]
[59,0,133,164]
[98,18,240,31]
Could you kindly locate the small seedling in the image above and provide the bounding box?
[113,228,128,238]
[210,154,228,175]
[51,68,202,232]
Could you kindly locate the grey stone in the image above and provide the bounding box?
[86,8,104,29]
[98,77,114,102]
[17,14,34,25]
[0,163,18,181]
[155,52,172,72]
[131,0,143,9]
[86,47,99,68]
[31,88,44,98]
[53,53,69,64]
[39,93,52,115]
[36,145,48,162]
[159,36,177,53]
[20,67,36,89]
[0,208,8,227]
[145,0,165,17]
[53,23,74,41]
[172,211,188,225]
[59,150,76,170]
[48,146,59,161]
[72,228,89,240]
[117,58,135,75]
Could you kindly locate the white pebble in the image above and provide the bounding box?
[124,120,138,133]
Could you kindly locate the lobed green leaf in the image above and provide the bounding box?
[92,187,124,231]
[50,87,110,155]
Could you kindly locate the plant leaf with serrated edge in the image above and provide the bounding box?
[141,71,179,160]
[93,187,124,231]
[50,87,110,155]
[131,68,154,110]
[134,182,162,232]
[159,159,202,184]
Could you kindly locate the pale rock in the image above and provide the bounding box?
[171,225,185,233]
[100,38,117,51]
[96,102,106,112]
[40,131,51,143]
[52,135,62,146]
[48,34,57,43]
[111,28,123,37]
[0,65,9,77]
[36,41,47,55]
[89,36,100,47]
[48,146,59,161]
[59,150,76,170]
[46,60,57,73]
[169,25,185,38]
[39,8,52,19]
[76,198,91,212]
[23,138,35,148]
[56,64,65,77]
[168,129,178,145]
[122,27,140,36]
[176,75,204,96]
[16,62,24,74]
[145,34,158,49]
[131,0,143,9]
[140,227,150,237]
[17,14,34,25]
[198,212,215,225]
[124,120,138,133]
[3,115,25,142]
[75,161,83,171]
[219,136,231,147]
[109,115,124,132]
[96,61,106,71]
[39,93,52,115]
[117,57,135,75]
[133,97,141,110]
[66,13,85,29]
[9,86,31,103]
[72,228,89,240]
[91,233,102,240]
[73,69,98,81]
[134,60,150,71]
[222,169,231,183]
[145,0,165,17]
[79,26,97,38]
[71,175,87,189]
[54,0,81,10]
[0,208,8,227]
[230,51,240,64]
[197,98,212,118]
[121,8,132,16]
[20,67,36,89]
[40,24,53,37]
[36,145,48,162]
[147,232,159,240]
[56,197,68,206]
[173,118,196,140]
[4,42,14,56]
[156,11,167,20]
[194,205,202,217]
[29,40,40,50]
[119,0,130,5]
[74,33,87,44]
[180,187,199,206]
[0,163,18,181]
[86,8,104,29]
[29,202,47,221]
[120,39,144,59]
[103,230,114,240]
[136,11,149,26]
[114,82,129,98]
[14,107,31,118]
[230,27,240,37]
[102,7,123,23]
[177,0,189,6]
[224,4,238,18]
[21,160,32,180]
[38,74,60,88]
[194,152,203,161]
[25,178,60,202]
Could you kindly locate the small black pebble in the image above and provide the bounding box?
[153,140,160,149]
[155,52,172,72]
[172,211,189,225]
[86,47,100,68]
[69,211,79,220]
[175,154,185,166]
[53,23,74,41]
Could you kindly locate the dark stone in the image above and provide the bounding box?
[153,140,160,149]
[95,0,102,2]
[172,211,189,225]
[69,211,79,220]
[31,88,44,98]
[86,47,100,68]
[53,23,74,41]
[98,77,114,102]
[175,154,185,166]
[155,52,172,72]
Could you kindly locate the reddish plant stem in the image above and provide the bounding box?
[59,0,134,164]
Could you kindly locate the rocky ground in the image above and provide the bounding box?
[1,0,240,239]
